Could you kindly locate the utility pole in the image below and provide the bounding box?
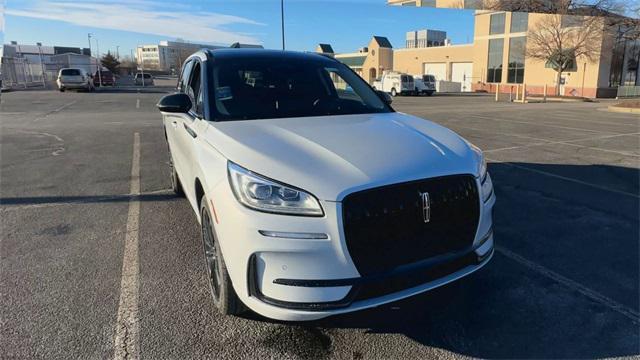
[281,0,285,50]
[96,38,103,87]
[116,46,120,60]
[37,42,46,88]
[87,33,92,55]
[139,46,145,88]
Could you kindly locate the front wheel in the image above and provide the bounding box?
[169,156,184,196]
[200,195,245,316]
[391,88,397,97]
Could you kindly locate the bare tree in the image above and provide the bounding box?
[482,0,629,15]
[526,14,603,95]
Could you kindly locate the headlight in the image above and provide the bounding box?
[227,162,323,216]
[479,154,493,202]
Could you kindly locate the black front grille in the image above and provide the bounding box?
[342,175,480,276]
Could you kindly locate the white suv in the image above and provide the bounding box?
[158,49,495,321]
[57,68,94,92]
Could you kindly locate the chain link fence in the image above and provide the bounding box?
[2,54,100,90]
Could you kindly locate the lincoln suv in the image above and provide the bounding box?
[157,49,495,321]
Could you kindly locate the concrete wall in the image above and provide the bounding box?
[393,44,474,79]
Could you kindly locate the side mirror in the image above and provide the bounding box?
[157,93,192,113]
[376,90,393,105]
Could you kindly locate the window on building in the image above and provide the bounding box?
[487,38,504,83]
[510,12,528,33]
[508,37,526,83]
[490,13,506,35]
[561,15,584,28]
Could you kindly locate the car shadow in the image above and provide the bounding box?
[238,162,640,359]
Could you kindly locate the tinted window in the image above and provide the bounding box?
[187,62,202,115]
[510,12,528,33]
[210,57,391,121]
[508,37,526,83]
[490,13,505,35]
[179,61,194,91]
[487,38,504,83]
[144,74,151,79]
[61,69,81,76]
[423,75,436,82]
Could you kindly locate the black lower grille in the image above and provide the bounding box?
[342,175,480,276]
[354,252,477,301]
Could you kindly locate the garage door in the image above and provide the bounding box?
[423,63,447,82]
[451,62,473,92]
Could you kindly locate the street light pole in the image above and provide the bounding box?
[116,46,120,60]
[139,46,145,88]
[281,0,285,50]
[37,42,46,88]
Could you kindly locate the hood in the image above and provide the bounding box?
[203,112,481,201]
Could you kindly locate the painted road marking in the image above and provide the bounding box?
[113,132,141,360]
[485,132,640,157]
[487,158,640,199]
[136,99,140,109]
[497,246,640,324]
[0,189,172,212]
[470,114,618,135]
[34,101,77,122]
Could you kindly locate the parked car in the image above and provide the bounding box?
[93,70,116,86]
[372,71,414,96]
[56,68,94,92]
[135,72,154,86]
[414,75,436,96]
[157,49,495,322]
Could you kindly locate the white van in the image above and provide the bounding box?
[372,72,414,96]
[414,75,437,96]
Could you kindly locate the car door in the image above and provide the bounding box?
[165,60,194,188]
[175,59,206,208]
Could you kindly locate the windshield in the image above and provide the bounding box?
[210,57,391,121]
[423,75,436,82]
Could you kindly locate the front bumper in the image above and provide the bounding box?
[210,175,495,321]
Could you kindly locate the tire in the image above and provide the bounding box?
[168,154,184,196]
[426,91,434,97]
[59,88,65,92]
[200,195,245,316]
[391,88,397,97]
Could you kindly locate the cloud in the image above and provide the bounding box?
[5,0,264,45]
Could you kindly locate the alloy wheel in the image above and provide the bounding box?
[202,211,222,302]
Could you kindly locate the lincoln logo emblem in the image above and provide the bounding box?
[421,192,431,223]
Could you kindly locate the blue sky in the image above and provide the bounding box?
[3,0,475,58]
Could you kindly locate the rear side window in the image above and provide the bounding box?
[61,69,81,76]
[144,74,151,79]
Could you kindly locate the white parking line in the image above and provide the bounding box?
[497,246,640,324]
[470,115,618,135]
[136,99,140,109]
[485,132,640,157]
[488,158,640,198]
[113,132,141,360]
[0,189,172,212]
[34,101,77,122]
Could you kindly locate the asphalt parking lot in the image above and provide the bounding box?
[1,89,638,359]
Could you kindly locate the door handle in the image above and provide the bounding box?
[183,123,197,138]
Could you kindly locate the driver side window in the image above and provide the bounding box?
[186,62,203,117]
[179,60,194,93]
